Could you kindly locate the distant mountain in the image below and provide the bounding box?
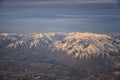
[0,32,120,59]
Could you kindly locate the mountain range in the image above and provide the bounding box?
[0,32,120,59]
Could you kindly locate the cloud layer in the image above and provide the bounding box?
[0,0,120,33]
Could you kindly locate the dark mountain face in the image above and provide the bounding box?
[0,32,120,80]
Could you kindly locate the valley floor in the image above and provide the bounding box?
[0,50,120,80]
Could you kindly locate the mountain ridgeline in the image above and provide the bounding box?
[0,32,120,59]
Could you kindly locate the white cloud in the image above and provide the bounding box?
[24,0,119,5]
[11,17,90,24]
[59,14,120,18]
[2,0,118,7]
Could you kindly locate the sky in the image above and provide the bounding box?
[0,0,120,33]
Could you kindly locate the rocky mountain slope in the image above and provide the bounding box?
[0,32,120,59]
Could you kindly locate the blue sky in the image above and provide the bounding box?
[0,0,120,33]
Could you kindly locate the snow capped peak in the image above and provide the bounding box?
[31,33,43,39]
[0,33,18,37]
[65,32,111,40]
[0,33,10,36]
[0,32,119,59]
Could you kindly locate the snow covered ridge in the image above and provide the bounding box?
[0,32,120,59]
